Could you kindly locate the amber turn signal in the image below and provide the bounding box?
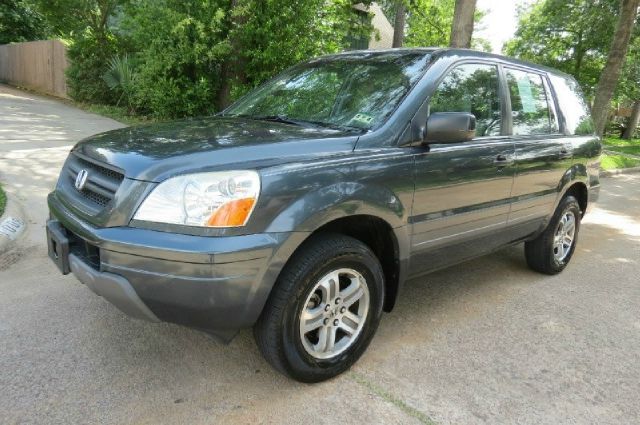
[206,198,256,227]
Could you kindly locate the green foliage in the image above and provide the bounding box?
[402,0,487,49]
[616,35,640,102]
[233,0,373,91]
[504,0,619,97]
[102,54,136,108]
[32,0,126,37]
[33,0,130,104]
[118,0,373,118]
[78,103,152,125]
[601,153,640,170]
[603,136,640,155]
[404,0,454,47]
[37,0,377,118]
[0,0,49,44]
[121,0,228,118]
[66,30,120,103]
[0,184,6,218]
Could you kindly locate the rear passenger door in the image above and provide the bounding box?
[504,67,571,235]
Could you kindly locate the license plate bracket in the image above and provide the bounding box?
[47,220,70,275]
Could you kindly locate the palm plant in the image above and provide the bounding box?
[103,54,136,110]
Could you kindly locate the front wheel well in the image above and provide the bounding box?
[565,182,588,216]
[307,215,400,312]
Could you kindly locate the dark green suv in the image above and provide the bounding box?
[46,48,601,382]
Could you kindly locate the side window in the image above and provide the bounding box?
[430,63,502,137]
[549,74,594,135]
[505,69,558,135]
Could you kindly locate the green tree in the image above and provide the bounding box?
[402,0,486,49]
[591,0,639,136]
[0,0,48,44]
[618,36,640,139]
[504,0,619,97]
[404,0,454,47]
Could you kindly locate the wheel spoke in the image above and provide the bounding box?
[319,271,340,303]
[315,325,336,352]
[302,307,325,333]
[342,277,364,308]
[340,311,360,335]
[565,217,575,233]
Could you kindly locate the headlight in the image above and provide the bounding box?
[133,171,260,227]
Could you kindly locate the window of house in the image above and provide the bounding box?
[429,63,502,137]
[506,69,558,135]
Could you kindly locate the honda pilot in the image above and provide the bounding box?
[47,48,601,382]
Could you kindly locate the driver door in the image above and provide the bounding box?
[409,62,516,277]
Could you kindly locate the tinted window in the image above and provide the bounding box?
[549,74,594,135]
[430,63,502,137]
[225,53,431,130]
[506,69,557,135]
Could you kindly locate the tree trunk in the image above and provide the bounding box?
[392,2,406,48]
[623,100,640,139]
[591,0,640,137]
[573,30,584,81]
[449,0,477,48]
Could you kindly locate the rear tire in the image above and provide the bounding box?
[254,233,384,383]
[525,195,581,275]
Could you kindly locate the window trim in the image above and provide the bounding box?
[502,66,564,138]
[426,59,508,140]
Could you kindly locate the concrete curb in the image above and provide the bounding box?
[0,195,27,255]
[601,166,640,177]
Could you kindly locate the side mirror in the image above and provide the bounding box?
[424,112,476,144]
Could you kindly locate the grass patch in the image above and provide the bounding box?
[75,103,155,126]
[603,136,640,156]
[349,372,437,424]
[601,154,640,170]
[0,184,6,218]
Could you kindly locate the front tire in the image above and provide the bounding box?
[525,195,581,275]
[254,233,384,382]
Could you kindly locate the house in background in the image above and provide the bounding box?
[350,3,394,50]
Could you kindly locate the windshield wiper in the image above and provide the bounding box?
[295,119,365,133]
[231,114,365,133]
[237,114,306,126]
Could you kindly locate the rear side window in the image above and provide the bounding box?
[549,74,594,135]
[505,68,557,135]
[429,63,502,137]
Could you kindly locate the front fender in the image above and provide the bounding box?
[265,181,407,233]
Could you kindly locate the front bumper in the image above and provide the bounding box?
[48,192,306,342]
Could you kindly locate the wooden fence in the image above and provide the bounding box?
[0,40,68,98]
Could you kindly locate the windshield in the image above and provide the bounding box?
[224,52,431,131]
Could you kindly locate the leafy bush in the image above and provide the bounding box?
[66,31,120,104]
[122,0,228,119]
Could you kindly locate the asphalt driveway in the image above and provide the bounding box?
[1,84,639,424]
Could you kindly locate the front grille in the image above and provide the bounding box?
[60,153,125,213]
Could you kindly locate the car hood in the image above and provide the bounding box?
[73,116,360,182]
